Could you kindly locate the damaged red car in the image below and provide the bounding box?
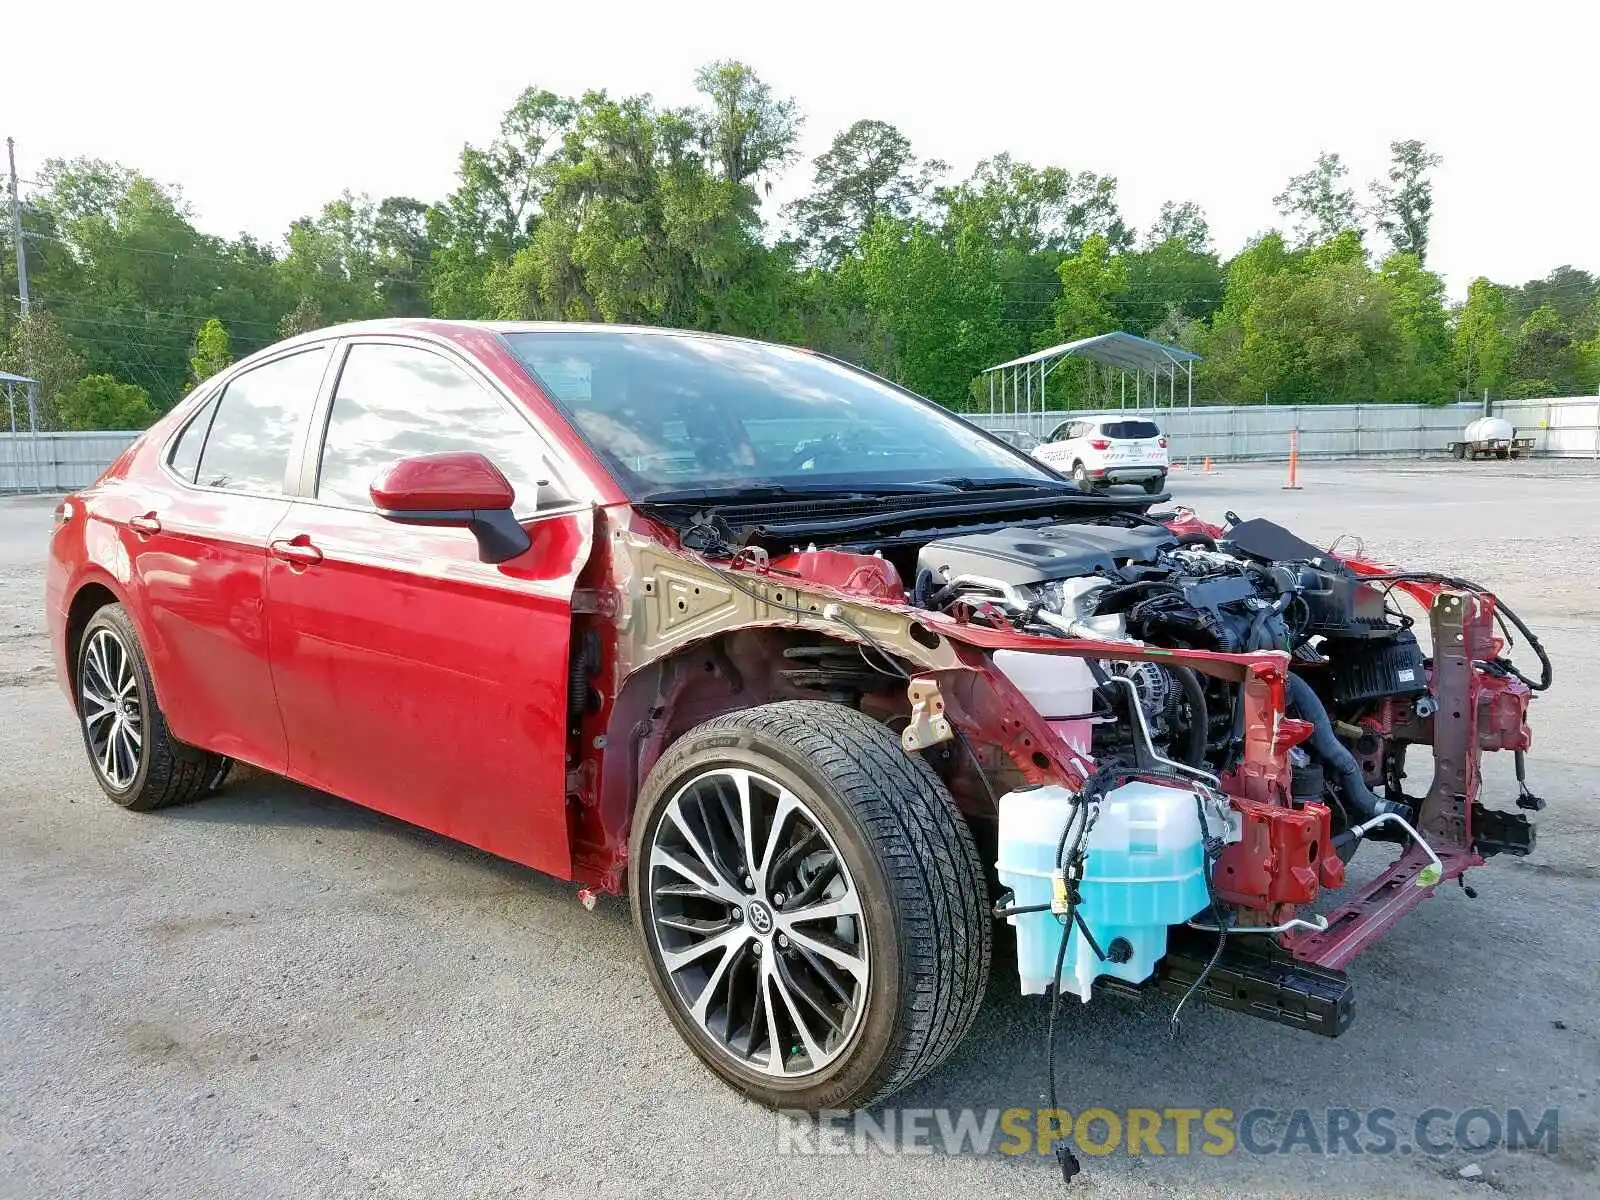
[46,321,1550,1112]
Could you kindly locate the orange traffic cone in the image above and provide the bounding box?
[1283,430,1303,490]
[1203,456,1215,474]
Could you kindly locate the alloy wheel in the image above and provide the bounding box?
[644,767,869,1078]
[79,628,143,791]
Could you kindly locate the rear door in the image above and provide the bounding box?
[262,337,591,878]
[129,344,333,769]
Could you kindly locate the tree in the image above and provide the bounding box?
[1119,237,1225,334]
[1273,152,1360,247]
[1505,303,1586,398]
[849,216,1009,404]
[427,87,577,316]
[1052,235,1127,342]
[277,296,326,339]
[189,318,232,387]
[1452,278,1512,398]
[692,60,801,189]
[1369,140,1442,263]
[56,374,158,430]
[1379,252,1452,401]
[784,120,945,267]
[1146,200,1211,253]
[0,312,85,430]
[939,155,1130,255]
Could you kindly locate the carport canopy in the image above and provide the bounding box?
[981,331,1199,420]
[2,370,39,435]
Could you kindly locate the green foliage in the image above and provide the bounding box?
[1370,140,1442,263]
[692,61,801,188]
[849,216,1010,405]
[1273,152,1360,247]
[5,71,1592,417]
[783,120,944,267]
[1452,278,1512,398]
[0,311,84,430]
[56,373,158,430]
[189,318,232,386]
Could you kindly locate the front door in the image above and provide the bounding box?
[263,339,589,879]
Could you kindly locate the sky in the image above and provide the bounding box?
[9,0,1597,300]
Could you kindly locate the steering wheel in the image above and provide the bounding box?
[781,432,850,472]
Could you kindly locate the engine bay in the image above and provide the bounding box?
[908,511,1472,837]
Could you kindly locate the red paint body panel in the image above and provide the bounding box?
[262,502,588,879]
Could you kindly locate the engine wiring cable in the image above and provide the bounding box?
[1169,787,1231,1039]
[1357,571,1552,692]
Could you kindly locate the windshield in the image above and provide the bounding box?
[501,330,1054,498]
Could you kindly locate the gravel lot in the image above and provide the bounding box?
[3,460,1598,1200]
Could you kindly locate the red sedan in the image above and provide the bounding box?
[47,320,1545,1115]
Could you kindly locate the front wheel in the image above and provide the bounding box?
[76,604,230,810]
[629,701,990,1111]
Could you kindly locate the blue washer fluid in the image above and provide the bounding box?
[996,781,1213,1000]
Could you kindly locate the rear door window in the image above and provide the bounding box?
[1098,420,1161,440]
[193,348,331,493]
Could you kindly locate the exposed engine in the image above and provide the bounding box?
[913,513,1444,829]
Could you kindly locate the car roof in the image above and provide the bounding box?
[289,317,770,349]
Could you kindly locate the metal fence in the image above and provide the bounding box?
[1,431,140,493]
[969,396,1600,462]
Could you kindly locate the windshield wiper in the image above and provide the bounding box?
[916,475,1079,492]
[637,481,961,504]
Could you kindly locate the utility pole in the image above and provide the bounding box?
[7,137,29,320]
[8,137,39,434]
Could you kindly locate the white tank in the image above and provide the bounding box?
[993,650,1098,754]
[1464,416,1514,443]
[996,781,1213,998]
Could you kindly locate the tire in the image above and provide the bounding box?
[628,700,990,1111]
[75,604,229,811]
[1143,473,1167,495]
[1072,462,1092,491]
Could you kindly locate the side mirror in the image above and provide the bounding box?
[370,452,532,564]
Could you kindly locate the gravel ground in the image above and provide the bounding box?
[2,460,1598,1199]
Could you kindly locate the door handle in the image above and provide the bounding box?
[268,535,324,567]
[129,512,161,536]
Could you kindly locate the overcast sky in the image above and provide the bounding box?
[11,0,1597,299]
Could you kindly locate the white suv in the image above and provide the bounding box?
[1034,416,1169,494]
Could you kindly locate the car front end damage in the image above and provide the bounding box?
[563,488,1548,1081]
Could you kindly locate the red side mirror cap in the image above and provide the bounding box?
[370,452,515,513]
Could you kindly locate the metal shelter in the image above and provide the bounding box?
[1,369,38,435]
[981,331,1200,424]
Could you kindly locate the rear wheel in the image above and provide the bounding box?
[1072,462,1092,490]
[1452,443,1466,460]
[1143,473,1167,494]
[76,604,229,810]
[629,701,990,1111]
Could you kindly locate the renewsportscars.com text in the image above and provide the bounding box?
[776,1106,1559,1158]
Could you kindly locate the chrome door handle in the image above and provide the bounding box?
[268,536,323,567]
[129,512,161,536]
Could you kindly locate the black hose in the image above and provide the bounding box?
[1168,665,1209,767]
[1284,672,1403,818]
